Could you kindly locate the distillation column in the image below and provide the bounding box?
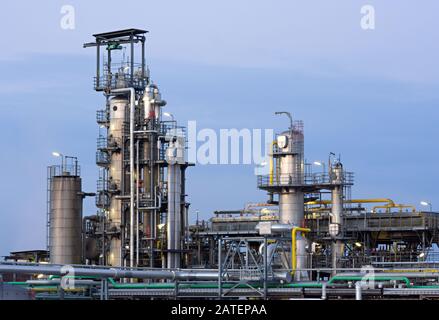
[276,123,307,280]
[140,84,164,267]
[166,136,186,269]
[278,128,304,226]
[107,96,128,266]
[85,29,191,270]
[330,162,344,274]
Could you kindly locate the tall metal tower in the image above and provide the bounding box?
[84,29,192,268]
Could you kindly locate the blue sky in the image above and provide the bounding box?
[0,0,438,256]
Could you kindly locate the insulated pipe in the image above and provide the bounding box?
[291,227,310,276]
[255,223,294,233]
[332,272,439,278]
[254,223,310,280]
[0,263,291,282]
[269,141,277,185]
[0,264,174,280]
[355,281,362,300]
[321,283,327,300]
[111,87,135,268]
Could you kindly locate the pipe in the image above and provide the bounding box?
[321,282,327,300]
[355,281,362,300]
[269,141,277,185]
[275,111,293,131]
[0,263,235,281]
[255,222,294,233]
[0,263,174,280]
[291,227,310,276]
[111,87,135,269]
[306,198,416,213]
[372,204,417,213]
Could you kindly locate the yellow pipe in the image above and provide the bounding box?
[305,198,416,214]
[291,227,311,276]
[372,204,416,213]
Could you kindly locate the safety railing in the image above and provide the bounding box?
[258,171,354,188]
[47,164,81,177]
[97,136,120,151]
[96,109,109,125]
[93,74,147,91]
[96,151,110,167]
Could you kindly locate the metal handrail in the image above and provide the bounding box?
[258,171,354,187]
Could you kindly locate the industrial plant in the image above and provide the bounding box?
[1,29,438,300]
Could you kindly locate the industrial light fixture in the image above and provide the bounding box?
[354,242,362,248]
[157,223,166,230]
[163,112,174,121]
[312,161,326,173]
[420,201,433,212]
[52,151,65,172]
[419,252,425,258]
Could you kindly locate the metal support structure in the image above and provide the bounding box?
[263,235,268,300]
[218,237,222,299]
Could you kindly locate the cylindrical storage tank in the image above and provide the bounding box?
[49,175,83,265]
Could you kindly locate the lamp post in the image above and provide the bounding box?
[163,112,174,122]
[52,151,64,173]
[313,161,326,173]
[163,112,176,129]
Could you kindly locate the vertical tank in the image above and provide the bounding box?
[107,96,128,266]
[166,136,185,269]
[330,162,344,274]
[278,125,304,225]
[276,122,307,280]
[49,173,83,264]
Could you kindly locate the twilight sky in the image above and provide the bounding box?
[0,0,438,256]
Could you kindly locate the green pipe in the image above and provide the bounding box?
[4,281,28,285]
[285,282,323,288]
[107,277,324,289]
[15,274,439,291]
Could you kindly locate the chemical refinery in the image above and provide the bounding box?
[1,29,438,301]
